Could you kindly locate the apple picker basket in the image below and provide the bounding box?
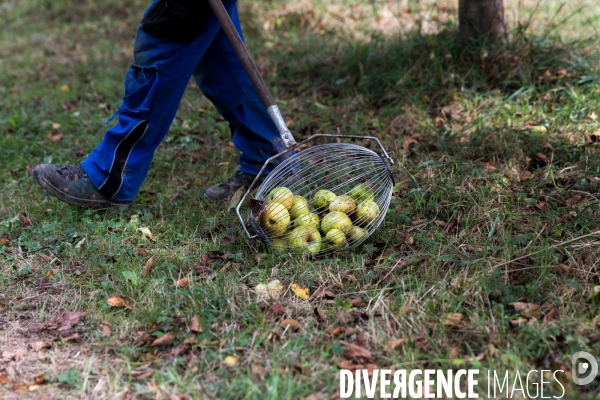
[208,0,395,256]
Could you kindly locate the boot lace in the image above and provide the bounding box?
[58,165,87,180]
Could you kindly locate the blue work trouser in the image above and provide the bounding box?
[82,0,285,202]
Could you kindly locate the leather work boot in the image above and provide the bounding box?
[33,164,132,211]
[205,171,263,201]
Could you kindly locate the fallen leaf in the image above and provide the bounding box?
[340,341,374,362]
[141,256,154,277]
[175,277,190,287]
[62,333,80,341]
[281,319,300,332]
[268,303,285,316]
[386,338,406,349]
[131,369,154,380]
[0,375,7,385]
[510,318,528,326]
[325,327,349,338]
[312,288,336,300]
[46,132,64,143]
[107,296,131,308]
[137,227,157,242]
[314,307,327,321]
[434,220,446,227]
[20,214,33,227]
[33,341,53,351]
[336,308,351,324]
[402,135,419,152]
[350,298,366,308]
[0,233,12,246]
[509,302,541,319]
[228,186,246,211]
[190,315,202,333]
[150,331,178,347]
[250,364,265,378]
[558,263,570,273]
[255,280,283,300]
[337,360,378,373]
[101,324,111,337]
[544,306,560,323]
[444,313,464,327]
[290,283,310,300]
[56,311,86,332]
[195,266,215,275]
[223,355,238,366]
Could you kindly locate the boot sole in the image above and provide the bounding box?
[34,172,132,212]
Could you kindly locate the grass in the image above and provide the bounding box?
[1,0,600,398]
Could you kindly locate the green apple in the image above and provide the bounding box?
[321,211,353,235]
[294,212,320,228]
[348,183,375,204]
[325,228,348,250]
[347,225,368,243]
[329,195,356,214]
[289,195,310,220]
[260,202,290,236]
[271,239,289,253]
[267,187,294,210]
[289,225,321,254]
[353,201,380,227]
[313,189,336,210]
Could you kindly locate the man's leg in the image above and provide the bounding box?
[33,0,243,208]
[193,8,288,200]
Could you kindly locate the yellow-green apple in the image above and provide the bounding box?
[353,201,380,227]
[313,189,336,210]
[329,195,356,214]
[321,211,352,235]
[289,195,310,220]
[267,187,294,210]
[347,226,368,243]
[289,225,321,254]
[325,228,348,250]
[348,183,375,204]
[260,202,290,236]
[271,239,289,253]
[294,212,320,228]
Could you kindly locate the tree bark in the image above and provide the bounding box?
[458,0,506,44]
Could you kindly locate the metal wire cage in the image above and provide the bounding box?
[236,134,394,257]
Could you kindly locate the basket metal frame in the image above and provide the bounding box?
[235,133,395,240]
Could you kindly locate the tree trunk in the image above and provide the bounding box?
[458,0,506,44]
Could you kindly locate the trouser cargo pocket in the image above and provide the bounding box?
[140,0,214,42]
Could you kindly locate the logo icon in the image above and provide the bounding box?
[572,351,598,385]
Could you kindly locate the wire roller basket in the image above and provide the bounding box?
[236,134,395,257]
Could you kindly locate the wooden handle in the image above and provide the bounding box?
[207,0,275,109]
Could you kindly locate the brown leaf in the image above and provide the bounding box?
[20,214,33,227]
[533,152,549,165]
[47,132,64,142]
[175,277,190,287]
[510,318,528,326]
[62,333,80,342]
[398,305,413,316]
[558,263,570,273]
[292,362,305,375]
[336,360,379,373]
[340,340,374,362]
[190,315,202,333]
[510,302,541,319]
[107,296,131,308]
[314,307,327,322]
[281,319,300,332]
[101,324,111,337]
[312,288,336,300]
[195,266,215,275]
[34,372,47,385]
[33,341,53,351]
[544,306,560,323]
[434,220,446,227]
[401,135,419,152]
[268,303,285,316]
[228,186,246,212]
[150,331,178,347]
[0,374,8,385]
[444,312,464,327]
[0,233,12,246]
[56,311,86,332]
[336,308,351,324]
[141,256,154,277]
[131,368,155,379]
[386,338,406,349]
[350,298,366,308]
[325,327,348,338]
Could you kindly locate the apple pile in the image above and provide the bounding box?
[259,183,380,255]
